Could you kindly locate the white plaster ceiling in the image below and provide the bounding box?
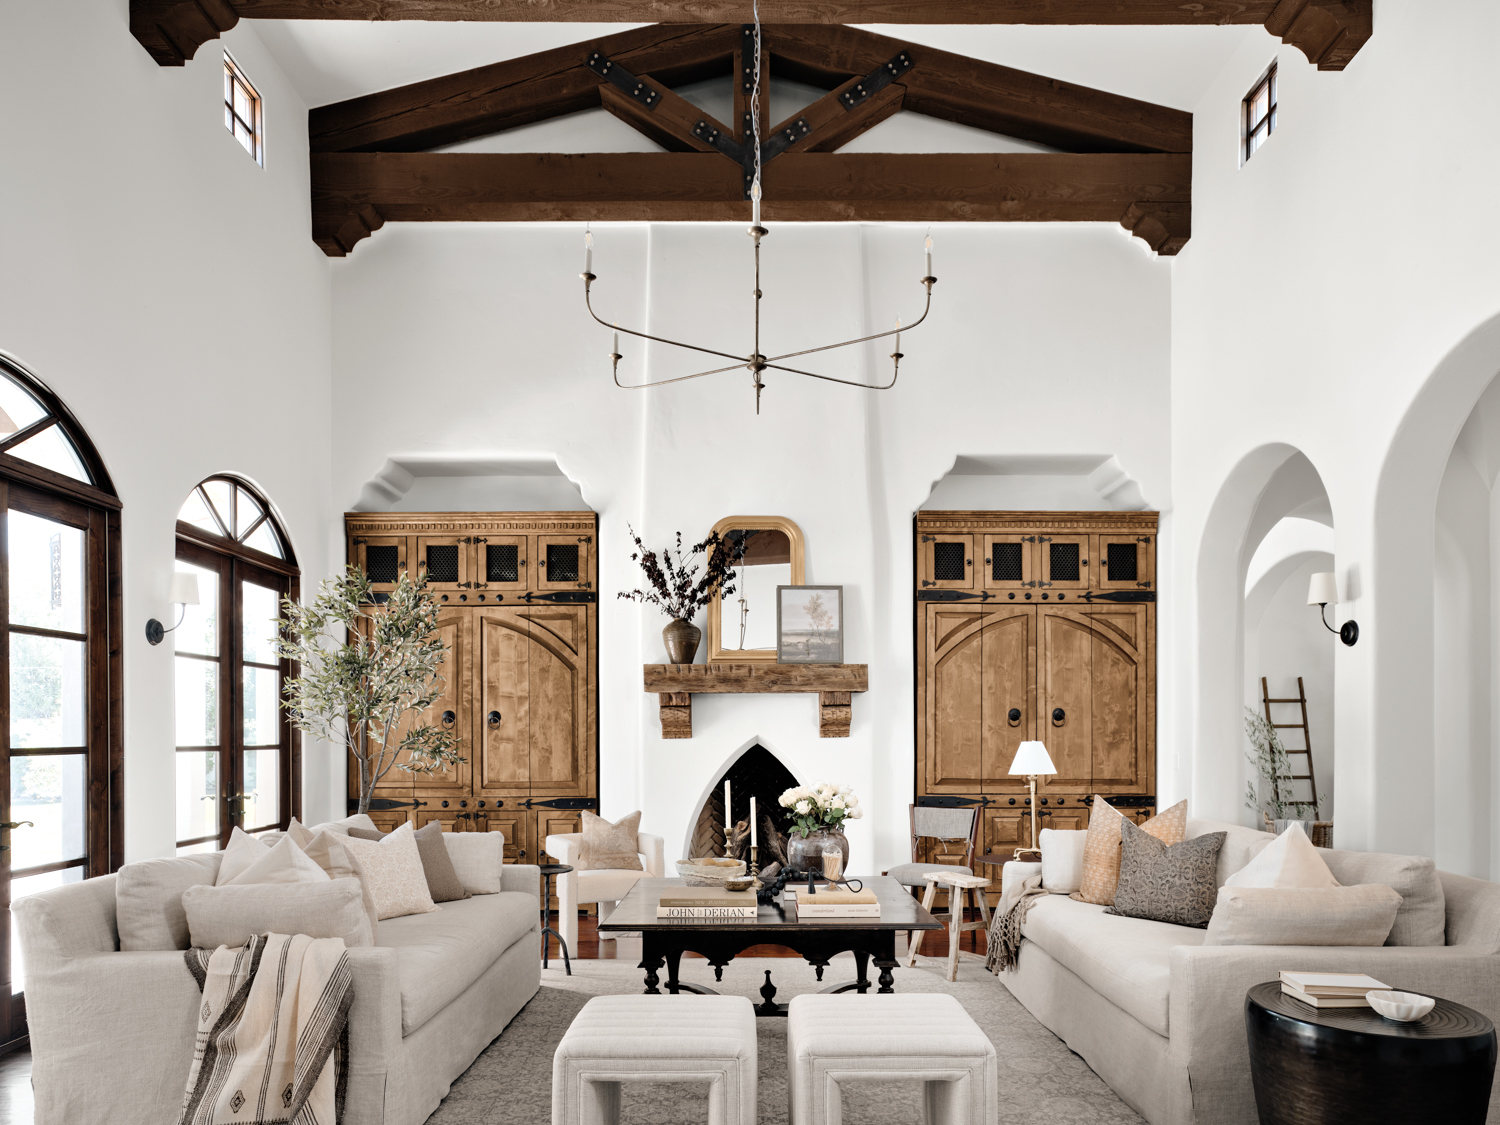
[249,19,1258,113]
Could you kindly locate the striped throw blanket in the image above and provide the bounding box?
[180,933,353,1125]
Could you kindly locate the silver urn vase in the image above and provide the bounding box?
[785,827,850,877]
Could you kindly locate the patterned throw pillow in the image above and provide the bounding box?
[339,823,441,920]
[578,810,645,872]
[1072,797,1188,906]
[349,822,471,903]
[1107,819,1227,928]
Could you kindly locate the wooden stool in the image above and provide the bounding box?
[906,872,992,981]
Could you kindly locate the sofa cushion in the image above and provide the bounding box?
[1203,884,1402,946]
[1225,822,1339,889]
[442,832,504,895]
[1186,817,1275,887]
[116,852,222,951]
[1040,829,1087,894]
[1022,893,1205,1036]
[182,878,374,949]
[1317,849,1446,946]
[378,890,536,1035]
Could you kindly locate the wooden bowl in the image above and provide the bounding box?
[676,858,748,887]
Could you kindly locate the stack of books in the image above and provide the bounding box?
[655,890,758,920]
[1279,971,1390,1008]
[783,888,880,920]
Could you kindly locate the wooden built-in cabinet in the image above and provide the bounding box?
[347,512,598,906]
[915,511,1157,893]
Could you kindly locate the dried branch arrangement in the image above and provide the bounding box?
[617,526,738,621]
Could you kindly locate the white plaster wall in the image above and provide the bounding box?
[1170,0,1500,857]
[331,220,1170,873]
[0,1,335,859]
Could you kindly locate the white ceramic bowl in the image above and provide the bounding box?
[676,858,748,887]
[1367,990,1436,1022]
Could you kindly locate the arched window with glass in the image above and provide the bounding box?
[173,477,299,853]
[0,353,122,1046]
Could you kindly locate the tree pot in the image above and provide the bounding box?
[663,618,701,665]
[786,827,850,877]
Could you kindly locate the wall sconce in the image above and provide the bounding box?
[1307,571,1357,646]
[146,572,200,645]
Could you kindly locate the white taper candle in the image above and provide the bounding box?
[924,233,932,276]
[750,796,757,847]
[725,779,732,834]
[751,178,762,226]
[584,228,593,274]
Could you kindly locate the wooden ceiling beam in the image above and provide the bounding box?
[599,78,736,155]
[133,1,1369,72]
[311,150,1191,254]
[767,25,1191,153]
[771,76,906,154]
[309,24,738,153]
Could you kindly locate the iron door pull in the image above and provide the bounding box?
[1052,708,1066,725]
[488,711,502,729]
[1007,708,1022,725]
[441,710,456,726]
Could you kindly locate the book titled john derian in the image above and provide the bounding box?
[1279,971,1391,1008]
[656,890,759,919]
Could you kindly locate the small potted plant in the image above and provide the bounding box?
[779,782,862,876]
[618,526,737,664]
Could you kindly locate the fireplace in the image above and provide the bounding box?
[687,744,800,883]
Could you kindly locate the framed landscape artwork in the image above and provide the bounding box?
[776,585,844,664]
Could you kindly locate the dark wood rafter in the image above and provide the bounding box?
[131,1,1371,72]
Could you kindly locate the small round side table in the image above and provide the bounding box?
[1245,981,1496,1124]
[538,863,573,976]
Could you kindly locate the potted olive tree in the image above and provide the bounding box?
[278,567,465,816]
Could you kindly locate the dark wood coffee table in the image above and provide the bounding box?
[598,876,942,1016]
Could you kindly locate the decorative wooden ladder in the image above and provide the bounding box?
[1260,676,1319,811]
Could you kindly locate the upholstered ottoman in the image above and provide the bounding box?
[552,995,757,1125]
[787,994,997,1125]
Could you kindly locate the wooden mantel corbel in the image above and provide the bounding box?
[643,663,869,739]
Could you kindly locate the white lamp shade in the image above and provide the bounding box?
[168,572,200,606]
[1306,572,1338,606]
[1009,740,1057,776]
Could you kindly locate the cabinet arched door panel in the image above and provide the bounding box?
[522,608,589,798]
[412,609,471,794]
[477,609,531,796]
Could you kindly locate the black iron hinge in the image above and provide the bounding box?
[917,590,995,602]
[520,590,598,604]
[521,797,601,811]
[350,798,428,812]
[1078,590,1156,603]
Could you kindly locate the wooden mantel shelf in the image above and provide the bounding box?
[643,663,869,739]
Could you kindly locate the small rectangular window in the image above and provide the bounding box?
[1106,543,1139,583]
[487,544,519,583]
[546,544,579,583]
[1243,62,1276,163]
[224,52,262,166]
[991,543,1023,583]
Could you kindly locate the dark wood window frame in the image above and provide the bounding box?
[224,50,263,167]
[0,354,122,1052]
[1244,61,1277,163]
[175,480,300,851]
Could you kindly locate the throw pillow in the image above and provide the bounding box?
[578,810,644,871]
[115,852,222,951]
[1225,822,1340,889]
[182,878,373,949]
[349,822,470,903]
[1039,828,1088,894]
[1073,798,1188,906]
[1106,820,1226,927]
[223,834,331,886]
[299,828,381,938]
[1316,849,1446,947]
[338,823,441,920]
[307,813,379,837]
[215,826,271,885]
[1204,884,1403,946]
[442,832,504,894]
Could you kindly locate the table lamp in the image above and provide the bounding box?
[1009,740,1058,857]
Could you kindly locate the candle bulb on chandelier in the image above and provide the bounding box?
[924,233,933,277]
[895,318,901,353]
[584,228,593,275]
[751,179,762,227]
[612,322,619,355]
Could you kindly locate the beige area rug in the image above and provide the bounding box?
[427,947,1145,1125]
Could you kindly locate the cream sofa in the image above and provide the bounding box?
[1000,818,1500,1125]
[15,827,541,1125]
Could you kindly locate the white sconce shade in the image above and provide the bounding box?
[168,572,200,606]
[1009,741,1057,776]
[1307,572,1338,606]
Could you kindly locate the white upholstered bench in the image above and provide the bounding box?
[787,994,997,1125]
[551,995,758,1125]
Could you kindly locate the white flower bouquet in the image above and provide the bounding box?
[778,781,862,839]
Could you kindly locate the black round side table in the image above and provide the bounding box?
[538,863,573,976]
[1246,981,1496,1124]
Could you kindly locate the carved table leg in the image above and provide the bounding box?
[876,961,897,993]
[757,970,782,1017]
[853,951,871,994]
[640,955,663,995]
[665,949,684,995]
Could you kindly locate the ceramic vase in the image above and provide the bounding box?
[786,827,850,878]
[662,618,701,665]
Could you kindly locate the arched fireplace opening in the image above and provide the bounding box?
[686,743,800,881]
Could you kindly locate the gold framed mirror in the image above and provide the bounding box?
[707,515,806,664]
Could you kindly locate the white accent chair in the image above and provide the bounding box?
[544,828,664,953]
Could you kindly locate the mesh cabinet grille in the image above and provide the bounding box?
[933,542,967,582]
[991,543,1023,582]
[1107,543,1139,582]
[425,544,459,584]
[546,543,580,583]
[1049,542,1080,582]
[487,544,519,583]
[365,545,399,584]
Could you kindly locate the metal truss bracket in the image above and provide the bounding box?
[585,51,662,110]
[840,51,914,110]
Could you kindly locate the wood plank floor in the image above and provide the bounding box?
[0,909,990,1124]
